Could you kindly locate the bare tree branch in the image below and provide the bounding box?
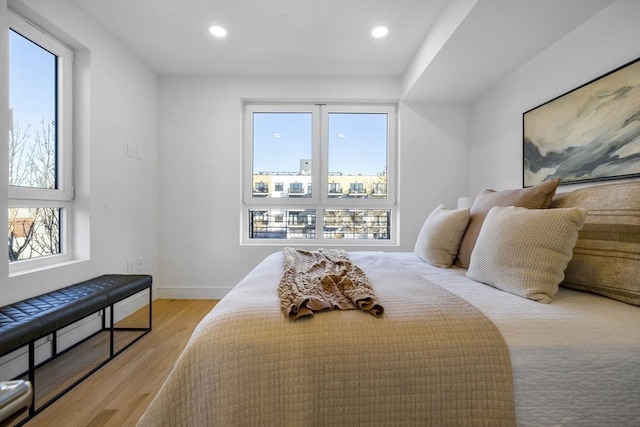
[8,119,60,261]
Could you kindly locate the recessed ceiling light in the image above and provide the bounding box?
[371,26,388,38]
[209,26,227,38]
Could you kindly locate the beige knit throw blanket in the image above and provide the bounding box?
[279,248,384,320]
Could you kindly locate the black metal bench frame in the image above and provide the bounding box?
[0,274,152,425]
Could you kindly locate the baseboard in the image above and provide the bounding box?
[113,290,150,322]
[155,287,232,300]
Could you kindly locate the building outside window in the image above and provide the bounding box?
[7,11,74,271]
[243,103,397,244]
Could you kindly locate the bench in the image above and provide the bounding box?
[0,274,152,424]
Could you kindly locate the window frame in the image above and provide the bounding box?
[8,11,74,272]
[242,103,397,246]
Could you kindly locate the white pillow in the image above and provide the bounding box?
[467,206,587,303]
[414,204,470,268]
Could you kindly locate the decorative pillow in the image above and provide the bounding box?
[467,206,586,303]
[551,181,640,305]
[414,204,470,268]
[455,179,560,269]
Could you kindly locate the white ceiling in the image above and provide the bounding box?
[71,0,615,102]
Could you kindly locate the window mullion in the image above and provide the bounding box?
[314,104,325,239]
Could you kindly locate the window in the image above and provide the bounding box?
[349,182,365,195]
[7,12,74,270]
[254,181,269,197]
[372,183,387,196]
[289,182,304,195]
[328,182,342,197]
[243,104,397,244]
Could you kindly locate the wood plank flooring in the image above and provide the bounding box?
[21,299,218,427]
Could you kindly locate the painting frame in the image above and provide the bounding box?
[523,57,640,187]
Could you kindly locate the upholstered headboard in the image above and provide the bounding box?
[551,180,640,305]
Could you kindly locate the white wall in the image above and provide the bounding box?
[398,102,471,242]
[157,76,470,297]
[1,0,159,304]
[469,0,640,195]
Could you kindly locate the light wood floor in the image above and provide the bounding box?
[21,299,218,427]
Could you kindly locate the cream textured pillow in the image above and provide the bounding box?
[467,206,586,303]
[455,179,560,269]
[414,204,470,268]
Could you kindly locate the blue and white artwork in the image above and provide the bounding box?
[523,58,640,187]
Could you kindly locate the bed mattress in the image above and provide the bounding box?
[385,252,640,426]
[139,251,640,426]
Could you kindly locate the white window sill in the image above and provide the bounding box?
[9,258,88,278]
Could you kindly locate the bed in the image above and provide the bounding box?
[138,180,640,426]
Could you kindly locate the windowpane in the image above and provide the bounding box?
[252,113,312,198]
[249,209,316,239]
[9,29,58,189]
[7,13,74,270]
[244,104,396,245]
[327,113,387,199]
[323,209,391,240]
[8,207,61,261]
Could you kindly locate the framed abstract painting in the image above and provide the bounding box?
[523,57,640,187]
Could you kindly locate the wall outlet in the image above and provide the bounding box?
[127,259,135,273]
[136,257,144,272]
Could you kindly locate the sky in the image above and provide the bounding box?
[253,112,388,176]
[9,29,56,132]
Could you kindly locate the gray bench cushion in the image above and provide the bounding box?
[0,275,152,354]
[0,307,41,355]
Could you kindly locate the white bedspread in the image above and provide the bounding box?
[382,252,640,426]
[139,252,640,426]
